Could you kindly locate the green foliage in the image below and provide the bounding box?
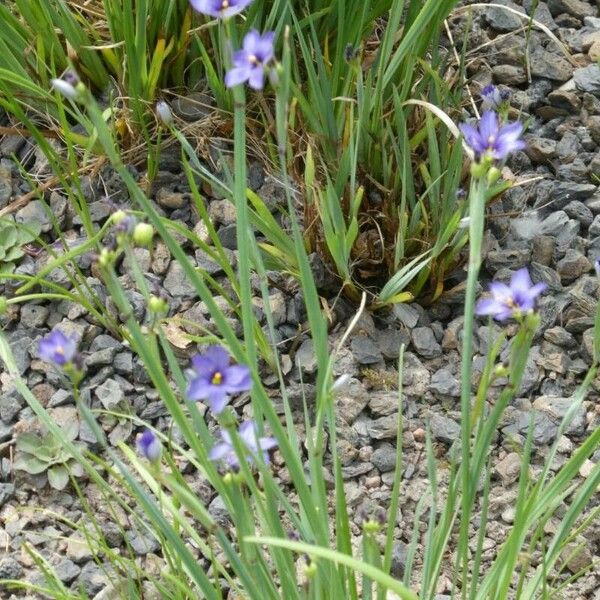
[13,426,84,490]
[0,217,41,274]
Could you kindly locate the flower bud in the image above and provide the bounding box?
[148,295,169,314]
[470,161,488,179]
[133,223,154,247]
[493,363,509,378]
[155,101,173,126]
[112,210,128,225]
[137,429,162,463]
[304,561,317,579]
[486,166,502,186]
[51,78,78,100]
[97,247,116,268]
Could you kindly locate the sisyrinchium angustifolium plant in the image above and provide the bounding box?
[1,1,600,599]
[0,0,468,304]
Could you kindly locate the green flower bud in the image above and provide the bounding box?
[304,561,317,579]
[487,166,502,186]
[133,223,154,247]
[470,161,488,179]
[148,295,168,314]
[0,297,7,315]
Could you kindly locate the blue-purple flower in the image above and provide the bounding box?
[480,85,509,111]
[189,0,253,18]
[137,429,162,463]
[476,268,546,321]
[225,30,275,90]
[209,420,277,468]
[460,110,525,161]
[38,330,78,367]
[187,346,251,414]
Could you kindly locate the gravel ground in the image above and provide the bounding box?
[2,1,600,598]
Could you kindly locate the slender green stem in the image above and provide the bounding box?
[458,176,486,597]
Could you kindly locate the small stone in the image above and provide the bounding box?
[20,304,49,328]
[590,214,600,236]
[485,0,522,30]
[562,540,593,573]
[95,378,125,410]
[372,443,397,472]
[127,530,160,555]
[55,558,81,583]
[208,495,230,525]
[0,557,23,579]
[564,200,593,227]
[548,0,596,19]
[79,560,108,596]
[48,388,73,408]
[156,188,185,209]
[66,533,94,563]
[367,415,398,440]
[544,327,577,348]
[574,64,600,95]
[296,338,317,374]
[337,379,370,423]
[208,199,237,226]
[374,327,409,360]
[163,261,197,298]
[492,64,526,85]
[495,452,522,485]
[15,199,51,232]
[587,115,600,145]
[391,542,409,578]
[485,248,530,272]
[351,335,383,365]
[0,483,15,507]
[556,249,591,283]
[533,396,586,436]
[411,327,442,358]
[429,368,460,397]
[171,92,214,122]
[0,164,13,206]
[525,137,557,164]
[392,303,420,328]
[529,46,573,82]
[267,291,286,325]
[430,413,461,444]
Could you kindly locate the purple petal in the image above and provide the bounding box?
[253,32,275,62]
[510,268,533,294]
[186,376,213,401]
[247,67,266,90]
[479,111,499,142]
[459,123,484,153]
[223,364,252,393]
[258,436,278,451]
[528,282,547,299]
[493,307,514,322]
[238,420,258,448]
[475,297,505,317]
[189,0,218,16]
[209,442,233,461]
[488,281,512,303]
[225,66,249,88]
[206,389,230,414]
[242,29,262,54]
[203,346,230,371]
